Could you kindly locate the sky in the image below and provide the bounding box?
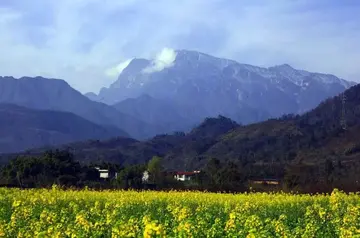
[0,0,360,93]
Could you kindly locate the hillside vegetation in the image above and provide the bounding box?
[2,84,360,192]
[13,84,360,167]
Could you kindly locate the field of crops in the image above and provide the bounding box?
[0,187,359,237]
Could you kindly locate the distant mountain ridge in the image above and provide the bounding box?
[0,104,127,154]
[89,50,356,130]
[113,94,197,133]
[0,76,166,139]
[13,84,360,171]
[0,50,357,156]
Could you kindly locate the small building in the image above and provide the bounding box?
[95,167,117,179]
[174,171,200,181]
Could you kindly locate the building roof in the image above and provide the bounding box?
[175,171,200,176]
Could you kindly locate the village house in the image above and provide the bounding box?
[174,171,200,181]
[94,167,117,180]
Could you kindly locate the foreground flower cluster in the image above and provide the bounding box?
[0,187,359,237]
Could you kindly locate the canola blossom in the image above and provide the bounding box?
[0,187,359,237]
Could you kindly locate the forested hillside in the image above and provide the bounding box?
[6,84,360,167]
[2,84,360,192]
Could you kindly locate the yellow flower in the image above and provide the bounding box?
[0,188,357,237]
[12,200,21,207]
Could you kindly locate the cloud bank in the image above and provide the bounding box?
[0,0,360,93]
[143,48,177,73]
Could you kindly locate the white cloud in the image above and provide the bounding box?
[142,48,177,73]
[105,59,133,77]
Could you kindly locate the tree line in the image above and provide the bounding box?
[0,150,359,193]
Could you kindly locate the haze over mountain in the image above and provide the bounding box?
[113,94,196,133]
[0,104,128,154]
[0,76,164,139]
[90,50,356,128]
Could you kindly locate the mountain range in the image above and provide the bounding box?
[11,83,360,171]
[0,76,164,140]
[0,104,127,153]
[0,50,357,154]
[90,50,355,127]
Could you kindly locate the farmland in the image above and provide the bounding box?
[0,187,359,237]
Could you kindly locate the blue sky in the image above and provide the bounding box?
[0,0,359,93]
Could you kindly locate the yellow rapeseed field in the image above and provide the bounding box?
[0,187,359,237]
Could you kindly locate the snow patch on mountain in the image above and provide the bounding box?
[105,59,133,77]
[93,50,356,123]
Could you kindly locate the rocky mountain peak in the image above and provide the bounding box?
[271,63,295,70]
[122,58,150,75]
[89,50,355,127]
